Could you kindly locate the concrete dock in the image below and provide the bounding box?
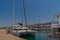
[0,29,25,40]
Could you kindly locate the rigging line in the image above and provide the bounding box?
[21,0,24,26]
[12,0,15,27]
[22,0,27,27]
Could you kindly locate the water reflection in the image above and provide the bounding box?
[19,30,51,40]
[20,35,35,40]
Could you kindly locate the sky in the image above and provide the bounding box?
[0,0,60,27]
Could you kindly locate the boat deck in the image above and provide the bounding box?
[0,29,25,40]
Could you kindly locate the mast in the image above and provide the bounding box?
[12,0,27,27]
[12,0,15,27]
[22,0,27,27]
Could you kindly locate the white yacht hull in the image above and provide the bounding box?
[11,30,35,37]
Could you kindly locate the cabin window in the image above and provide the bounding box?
[58,28,60,32]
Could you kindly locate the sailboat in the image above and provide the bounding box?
[11,0,36,37]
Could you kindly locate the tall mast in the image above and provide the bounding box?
[12,0,15,27]
[22,0,27,27]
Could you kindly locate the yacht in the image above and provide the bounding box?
[11,0,36,37]
[11,25,36,37]
[47,13,60,40]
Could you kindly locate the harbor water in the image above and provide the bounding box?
[19,29,51,40]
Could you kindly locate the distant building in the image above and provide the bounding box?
[28,22,51,30]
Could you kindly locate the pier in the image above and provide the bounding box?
[0,29,25,40]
